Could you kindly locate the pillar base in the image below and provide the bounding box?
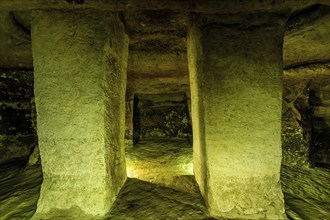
[208,175,286,219]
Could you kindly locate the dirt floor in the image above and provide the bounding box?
[0,139,329,219]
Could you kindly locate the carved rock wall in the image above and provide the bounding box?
[133,93,191,141]
[282,64,330,168]
[0,69,37,165]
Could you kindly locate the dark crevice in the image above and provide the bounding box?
[66,0,84,4]
[119,12,132,38]
[10,12,31,38]
[0,68,34,72]
[284,60,330,70]
[130,29,187,38]
[129,42,186,53]
[201,19,285,31]
[286,4,330,31]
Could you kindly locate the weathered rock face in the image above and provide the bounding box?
[132,93,191,141]
[124,99,134,146]
[283,5,330,67]
[188,13,286,219]
[282,64,330,168]
[0,12,32,69]
[125,139,195,193]
[31,10,128,218]
[282,72,312,168]
[309,73,330,168]
[0,69,37,165]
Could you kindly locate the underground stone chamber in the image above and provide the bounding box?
[125,92,195,192]
[131,92,191,141]
[0,1,330,220]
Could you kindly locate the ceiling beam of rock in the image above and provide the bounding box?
[283,5,330,68]
[126,76,190,98]
[128,51,188,76]
[284,63,330,78]
[1,0,330,13]
[0,1,329,72]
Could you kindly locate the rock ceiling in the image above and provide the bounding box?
[0,1,329,95]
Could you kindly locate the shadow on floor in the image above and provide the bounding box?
[105,178,208,220]
[0,149,329,219]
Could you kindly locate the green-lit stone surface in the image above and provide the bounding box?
[0,2,329,219]
[1,141,329,219]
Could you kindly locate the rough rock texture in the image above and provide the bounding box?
[0,164,42,220]
[106,178,207,220]
[132,93,191,140]
[31,10,128,218]
[124,9,191,109]
[0,2,329,219]
[0,69,37,165]
[0,163,208,220]
[0,12,32,69]
[282,71,312,168]
[1,6,329,110]
[124,99,134,147]
[125,92,192,145]
[1,0,330,13]
[1,143,329,220]
[281,165,330,219]
[2,5,330,71]
[126,76,190,102]
[187,14,286,219]
[125,139,195,193]
[282,64,330,168]
[283,5,330,67]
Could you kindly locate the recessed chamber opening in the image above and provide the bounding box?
[125,92,196,192]
[133,92,191,142]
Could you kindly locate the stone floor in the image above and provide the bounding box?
[281,165,330,220]
[0,139,329,219]
[125,139,197,193]
[0,162,42,219]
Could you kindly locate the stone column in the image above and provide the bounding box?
[187,14,286,219]
[31,11,129,218]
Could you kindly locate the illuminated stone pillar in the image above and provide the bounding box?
[187,14,286,219]
[31,11,128,218]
